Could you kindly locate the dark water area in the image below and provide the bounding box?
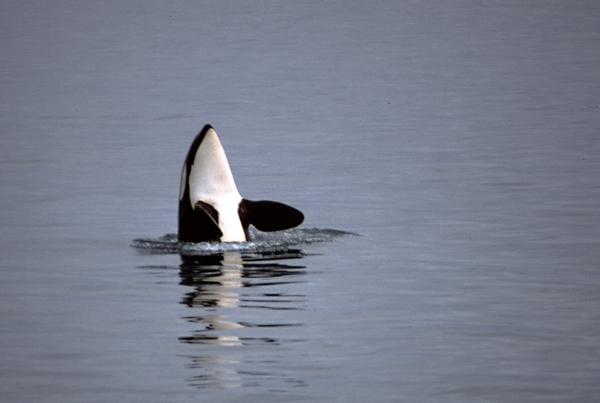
[1,1,600,402]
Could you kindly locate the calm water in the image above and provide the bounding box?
[1,1,599,402]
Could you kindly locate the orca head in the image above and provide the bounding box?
[178,125,304,243]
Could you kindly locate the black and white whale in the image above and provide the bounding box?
[178,124,304,243]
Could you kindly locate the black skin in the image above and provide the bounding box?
[178,197,304,243]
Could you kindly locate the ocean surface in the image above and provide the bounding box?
[1,1,599,402]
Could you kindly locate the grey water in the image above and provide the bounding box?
[1,1,600,402]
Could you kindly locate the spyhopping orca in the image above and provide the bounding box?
[178,125,304,243]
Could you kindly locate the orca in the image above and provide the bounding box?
[178,124,304,243]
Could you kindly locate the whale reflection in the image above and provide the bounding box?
[178,250,308,389]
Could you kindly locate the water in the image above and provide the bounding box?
[1,1,600,402]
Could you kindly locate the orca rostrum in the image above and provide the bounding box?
[178,125,304,243]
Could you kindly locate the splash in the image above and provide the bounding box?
[131,227,358,258]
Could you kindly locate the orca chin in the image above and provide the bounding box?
[178,124,304,243]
